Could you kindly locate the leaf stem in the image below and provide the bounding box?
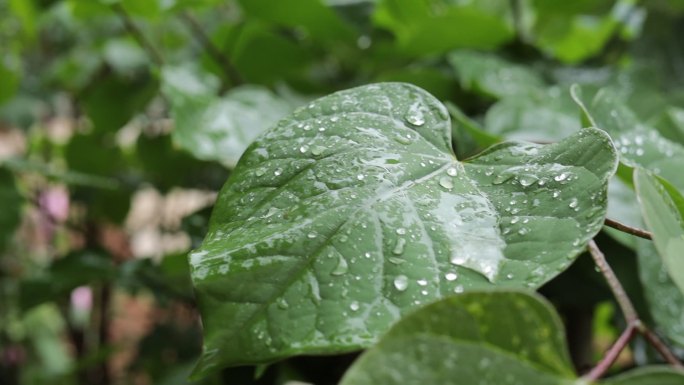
[586,240,684,379]
[179,11,243,87]
[604,218,652,240]
[111,3,164,66]
[582,322,637,381]
[642,328,684,368]
[588,240,638,323]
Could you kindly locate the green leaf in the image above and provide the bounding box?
[161,65,295,168]
[374,0,515,55]
[485,87,580,142]
[236,0,355,43]
[339,291,575,385]
[634,169,684,295]
[0,167,22,252]
[189,83,617,375]
[448,51,545,99]
[529,0,634,63]
[571,86,684,191]
[603,366,684,384]
[636,240,684,348]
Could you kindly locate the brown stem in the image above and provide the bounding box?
[604,218,652,240]
[111,3,163,66]
[179,11,243,87]
[582,323,637,381]
[642,328,684,368]
[588,240,639,323]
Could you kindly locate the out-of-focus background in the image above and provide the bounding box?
[0,0,683,384]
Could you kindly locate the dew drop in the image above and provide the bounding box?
[255,168,266,177]
[277,298,289,309]
[357,174,365,181]
[274,168,283,176]
[445,272,458,281]
[417,279,428,286]
[311,146,326,156]
[405,106,425,126]
[331,256,348,276]
[392,238,407,255]
[299,145,309,153]
[446,167,458,177]
[388,257,405,265]
[307,232,317,239]
[396,227,407,235]
[554,173,568,182]
[350,301,360,311]
[393,275,409,291]
[454,285,464,293]
[439,176,454,189]
[568,198,579,209]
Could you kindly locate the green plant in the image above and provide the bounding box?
[1,1,684,384]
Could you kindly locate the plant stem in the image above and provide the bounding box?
[604,218,652,240]
[588,240,639,323]
[111,3,164,66]
[179,11,243,87]
[582,323,637,381]
[642,328,684,368]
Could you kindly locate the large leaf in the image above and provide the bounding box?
[634,169,684,295]
[189,83,617,376]
[162,65,295,168]
[339,291,575,385]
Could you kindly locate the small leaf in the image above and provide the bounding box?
[189,83,617,375]
[634,169,684,295]
[339,291,575,385]
[162,65,295,168]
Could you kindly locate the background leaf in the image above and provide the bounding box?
[339,291,575,385]
[634,169,684,295]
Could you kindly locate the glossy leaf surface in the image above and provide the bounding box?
[189,83,617,375]
[339,291,574,385]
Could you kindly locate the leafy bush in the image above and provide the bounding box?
[1,0,684,384]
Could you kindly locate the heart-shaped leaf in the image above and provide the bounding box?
[189,83,617,376]
[339,291,575,385]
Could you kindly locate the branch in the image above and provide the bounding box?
[179,11,243,87]
[111,3,164,66]
[604,218,652,240]
[588,240,639,323]
[642,328,684,368]
[582,322,637,381]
